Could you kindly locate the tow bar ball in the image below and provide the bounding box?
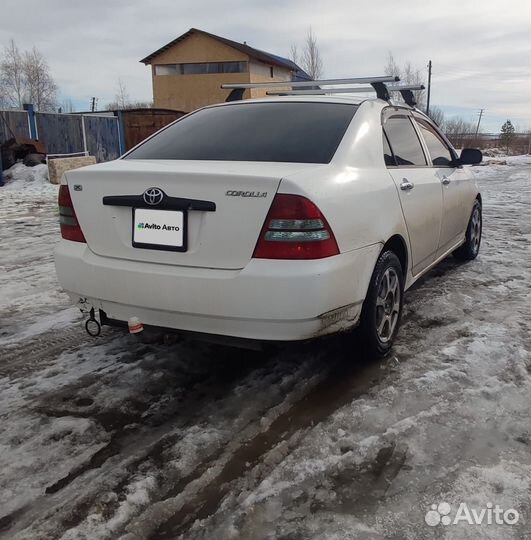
[128,317,144,334]
[85,308,101,337]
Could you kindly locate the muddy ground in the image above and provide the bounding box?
[0,157,530,540]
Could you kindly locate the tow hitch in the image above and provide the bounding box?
[85,307,101,337]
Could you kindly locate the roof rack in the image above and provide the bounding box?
[222,75,398,102]
[221,75,399,90]
[221,76,425,106]
[266,84,426,107]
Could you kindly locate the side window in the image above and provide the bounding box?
[416,119,454,167]
[383,131,395,166]
[383,115,427,166]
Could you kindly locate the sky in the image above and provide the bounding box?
[1,0,530,132]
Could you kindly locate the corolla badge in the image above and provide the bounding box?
[143,187,164,206]
[225,190,267,198]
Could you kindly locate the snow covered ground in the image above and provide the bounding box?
[0,157,530,540]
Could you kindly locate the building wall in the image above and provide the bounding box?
[149,33,294,112]
[249,61,292,99]
[151,33,251,111]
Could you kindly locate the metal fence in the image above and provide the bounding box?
[0,107,121,162]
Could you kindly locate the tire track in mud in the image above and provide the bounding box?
[0,325,101,379]
[4,345,305,538]
[3,232,481,539]
[118,343,393,540]
[3,254,463,539]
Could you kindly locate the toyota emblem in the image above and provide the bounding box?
[143,187,164,206]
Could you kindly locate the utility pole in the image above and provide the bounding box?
[426,60,432,116]
[90,97,97,112]
[475,108,485,136]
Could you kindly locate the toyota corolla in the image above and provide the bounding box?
[54,84,482,356]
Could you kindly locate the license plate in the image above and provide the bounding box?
[132,208,187,251]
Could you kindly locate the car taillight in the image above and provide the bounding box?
[58,184,86,243]
[253,194,339,259]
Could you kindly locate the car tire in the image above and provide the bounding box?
[453,200,482,261]
[357,250,404,358]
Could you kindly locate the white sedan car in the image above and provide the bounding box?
[55,93,482,356]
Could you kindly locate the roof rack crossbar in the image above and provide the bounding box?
[221,75,399,90]
[266,84,426,99]
[267,86,375,96]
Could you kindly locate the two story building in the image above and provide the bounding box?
[140,28,310,112]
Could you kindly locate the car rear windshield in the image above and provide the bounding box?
[124,102,357,164]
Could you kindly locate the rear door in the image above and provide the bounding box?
[413,116,470,254]
[383,112,443,276]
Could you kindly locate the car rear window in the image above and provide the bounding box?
[124,102,357,164]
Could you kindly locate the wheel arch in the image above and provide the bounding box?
[381,234,409,277]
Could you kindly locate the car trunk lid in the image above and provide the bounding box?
[66,159,320,270]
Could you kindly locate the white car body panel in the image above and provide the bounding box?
[55,241,381,340]
[54,96,480,342]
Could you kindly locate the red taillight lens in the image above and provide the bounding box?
[253,194,339,259]
[58,184,86,243]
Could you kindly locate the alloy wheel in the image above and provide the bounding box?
[375,267,401,343]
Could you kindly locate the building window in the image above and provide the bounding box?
[155,61,248,76]
[270,66,274,78]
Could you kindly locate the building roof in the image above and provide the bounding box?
[140,28,312,81]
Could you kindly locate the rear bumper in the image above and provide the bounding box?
[54,241,381,341]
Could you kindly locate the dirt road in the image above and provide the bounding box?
[1,157,530,540]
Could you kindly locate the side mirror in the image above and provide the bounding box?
[459,148,483,166]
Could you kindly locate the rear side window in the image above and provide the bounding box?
[383,132,395,166]
[383,115,427,167]
[125,102,358,164]
[415,118,454,167]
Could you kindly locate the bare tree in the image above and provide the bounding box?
[384,52,401,81]
[0,40,58,111]
[290,44,299,66]
[444,116,477,148]
[115,78,130,109]
[384,52,426,109]
[23,46,58,111]
[106,80,152,110]
[301,29,323,79]
[0,39,25,108]
[428,106,445,127]
[290,29,324,79]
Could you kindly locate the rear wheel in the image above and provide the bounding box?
[357,250,404,358]
[453,200,482,261]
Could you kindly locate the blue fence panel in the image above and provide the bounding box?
[36,112,84,154]
[5,108,121,163]
[83,115,120,162]
[0,110,30,144]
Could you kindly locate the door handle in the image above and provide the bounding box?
[442,177,451,185]
[400,179,414,191]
